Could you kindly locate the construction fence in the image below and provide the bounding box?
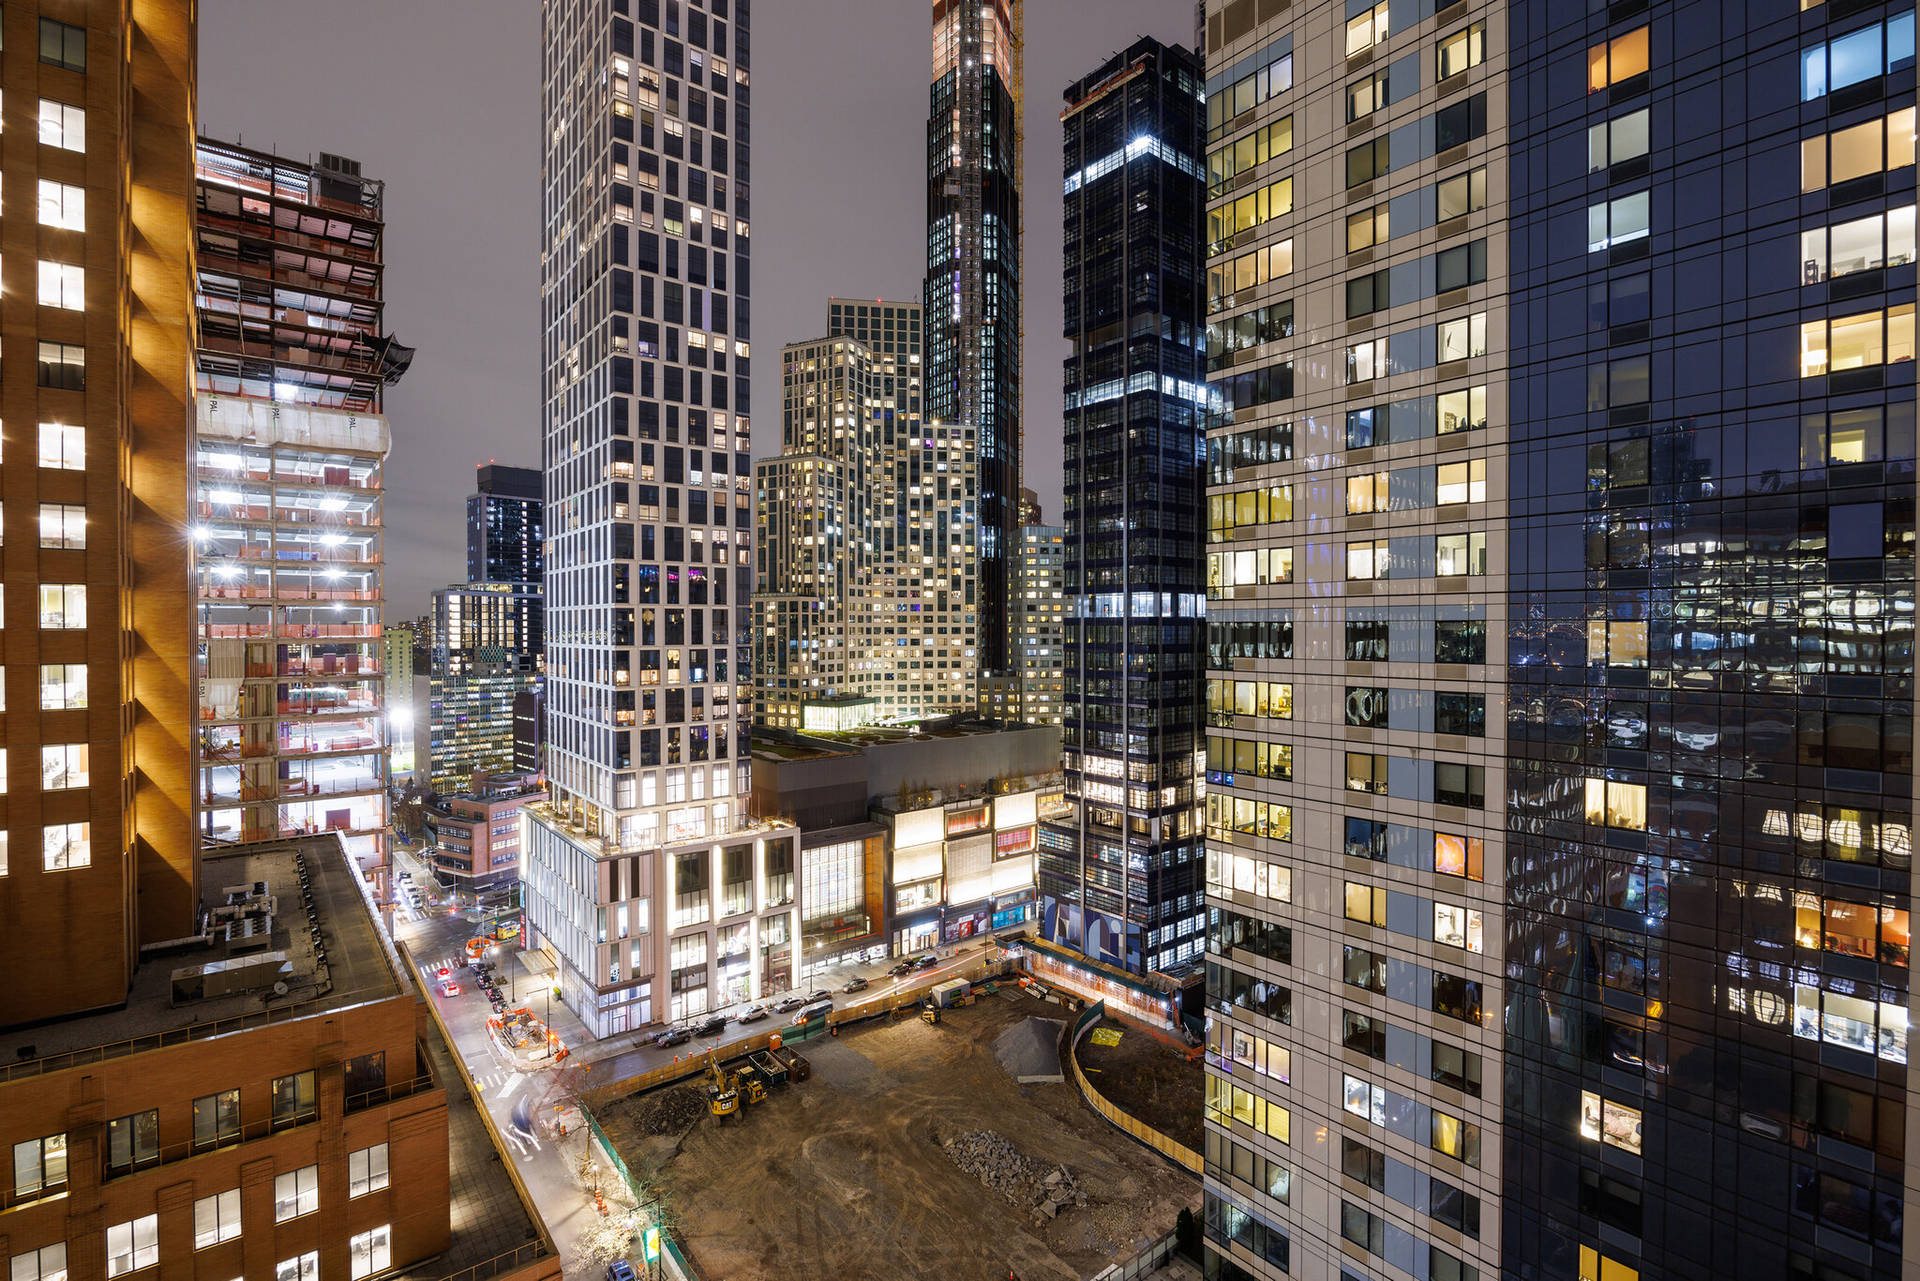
[1066,1001,1204,1175]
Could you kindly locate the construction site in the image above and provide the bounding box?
[595,984,1200,1280]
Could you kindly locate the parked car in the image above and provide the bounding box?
[655,1027,691,1048]
[914,953,940,970]
[806,989,832,1003]
[772,994,807,1013]
[438,978,461,998]
[736,1004,768,1023]
[843,976,870,993]
[693,1014,727,1038]
[887,961,915,977]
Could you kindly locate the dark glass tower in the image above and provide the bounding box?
[927,0,1022,685]
[1504,7,1916,1280]
[1042,37,1207,977]
[467,463,545,586]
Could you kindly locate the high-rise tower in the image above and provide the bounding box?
[531,0,800,1038]
[1044,37,1208,979]
[927,0,1022,696]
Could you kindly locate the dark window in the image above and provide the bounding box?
[106,1110,160,1176]
[271,1071,317,1129]
[39,18,85,72]
[37,342,84,390]
[193,1089,241,1149]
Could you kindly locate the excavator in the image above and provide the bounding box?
[704,1051,739,1122]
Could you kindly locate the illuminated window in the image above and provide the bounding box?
[1436,385,1487,435]
[1588,108,1650,171]
[43,822,88,870]
[1587,617,1648,667]
[1206,116,1293,196]
[37,180,83,231]
[1433,832,1485,881]
[1346,540,1389,580]
[38,422,83,470]
[1343,880,1387,925]
[1345,473,1389,515]
[11,1133,68,1196]
[1433,902,1484,952]
[1343,1074,1386,1125]
[1801,108,1915,192]
[1435,532,1488,576]
[1801,206,1917,284]
[1800,305,1916,375]
[1800,15,1915,101]
[40,664,87,710]
[1588,191,1651,251]
[1431,1108,1481,1166]
[37,260,84,310]
[276,1254,319,1281]
[1436,167,1488,222]
[1579,1091,1644,1154]
[1347,203,1388,251]
[1579,1247,1641,1281]
[38,99,85,151]
[1588,27,1650,92]
[41,744,87,790]
[39,503,85,548]
[39,584,85,628]
[193,1189,242,1249]
[1437,459,1487,504]
[1437,313,1487,362]
[1347,2,1389,55]
[1436,22,1485,80]
[11,1246,66,1281]
[1794,894,1910,966]
[105,1216,156,1278]
[1346,338,1387,384]
[1583,778,1648,830]
[273,1166,319,1222]
[348,1227,390,1281]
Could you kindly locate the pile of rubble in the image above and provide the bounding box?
[939,1128,1088,1220]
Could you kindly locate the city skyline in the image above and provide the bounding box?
[197,0,1191,616]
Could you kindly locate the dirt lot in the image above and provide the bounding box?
[1074,1016,1205,1152]
[596,991,1200,1281]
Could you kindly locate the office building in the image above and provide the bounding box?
[513,687,546,776]
[428,584,541,794]
[194,139,409,881]
[467,463,545,586]
[927,0,1023,693]
[753,299,977,729]
[0,0,198,1027]
[0,835,560,1281]
[384,624,417,777]
[1045,37,1209,982]
[532,0,801,1036]
[1010,523,1066,727]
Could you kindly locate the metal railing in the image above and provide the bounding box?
[421,1241,557,1281]
[1086,1230,1182,1281]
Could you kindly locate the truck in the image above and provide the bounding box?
[930,978,972,1009]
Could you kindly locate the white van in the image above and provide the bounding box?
[792,998,833,1025]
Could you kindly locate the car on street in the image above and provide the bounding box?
[606,1262,636,1281]
[914,953,940,970]
[693,1014,727,1038]
[654,1027,691,1048]
[887,961,915,977]
[806,989,832,1003]
[438,978,461,998]
[736,1004,768,1023]
[844,976,870,993]
[772,994,807,1012]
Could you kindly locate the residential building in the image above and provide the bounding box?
[1010,523,1066,727]
[1198,5,1505,1278]
[467,463,545,587]
[0,835,559,1281]
[532,0,801,1036]
[428,584,541,795]
[424,771,545,892]
[748,720,1063,957]
[753,299,977,729]
[0,0,198,1027]
[927,0,1023,696]
[1044,39,1208,982]
[193,139,410,883]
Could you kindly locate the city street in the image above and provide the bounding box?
[388,840,1020,1280]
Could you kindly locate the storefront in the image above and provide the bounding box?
[1023,936,1182,1029]
[991,888,1035,932]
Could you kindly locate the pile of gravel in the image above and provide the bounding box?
[993,1016,1065,1083]
[939,1129,1087,1219]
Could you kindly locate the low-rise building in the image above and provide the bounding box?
[0,836,558,1281]
[750,720,1063,960]
[422,771,544,892]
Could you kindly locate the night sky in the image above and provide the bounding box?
[200,0,1194,615]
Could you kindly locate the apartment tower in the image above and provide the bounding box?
[467,463,545,586]
[927,0,1022,698]
[1200,1,1506,1278]
[1012,521,1065,728]
[193,139,407,881]
[1043,37,1208,980]
[0,0,197,1027]
[752,299,978,729]
[427,582,540,794]
[532,0,801,1037]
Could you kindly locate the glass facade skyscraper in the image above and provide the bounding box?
[927,0,1021,689]
[1200,3,1915,1280]
[467,463,545,588]
[531,0,800,1039]
[1044,37,1209,979]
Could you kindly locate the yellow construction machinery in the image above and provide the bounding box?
[704,1051,739,1121]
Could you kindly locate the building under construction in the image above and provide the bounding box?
[192,138,413,884]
